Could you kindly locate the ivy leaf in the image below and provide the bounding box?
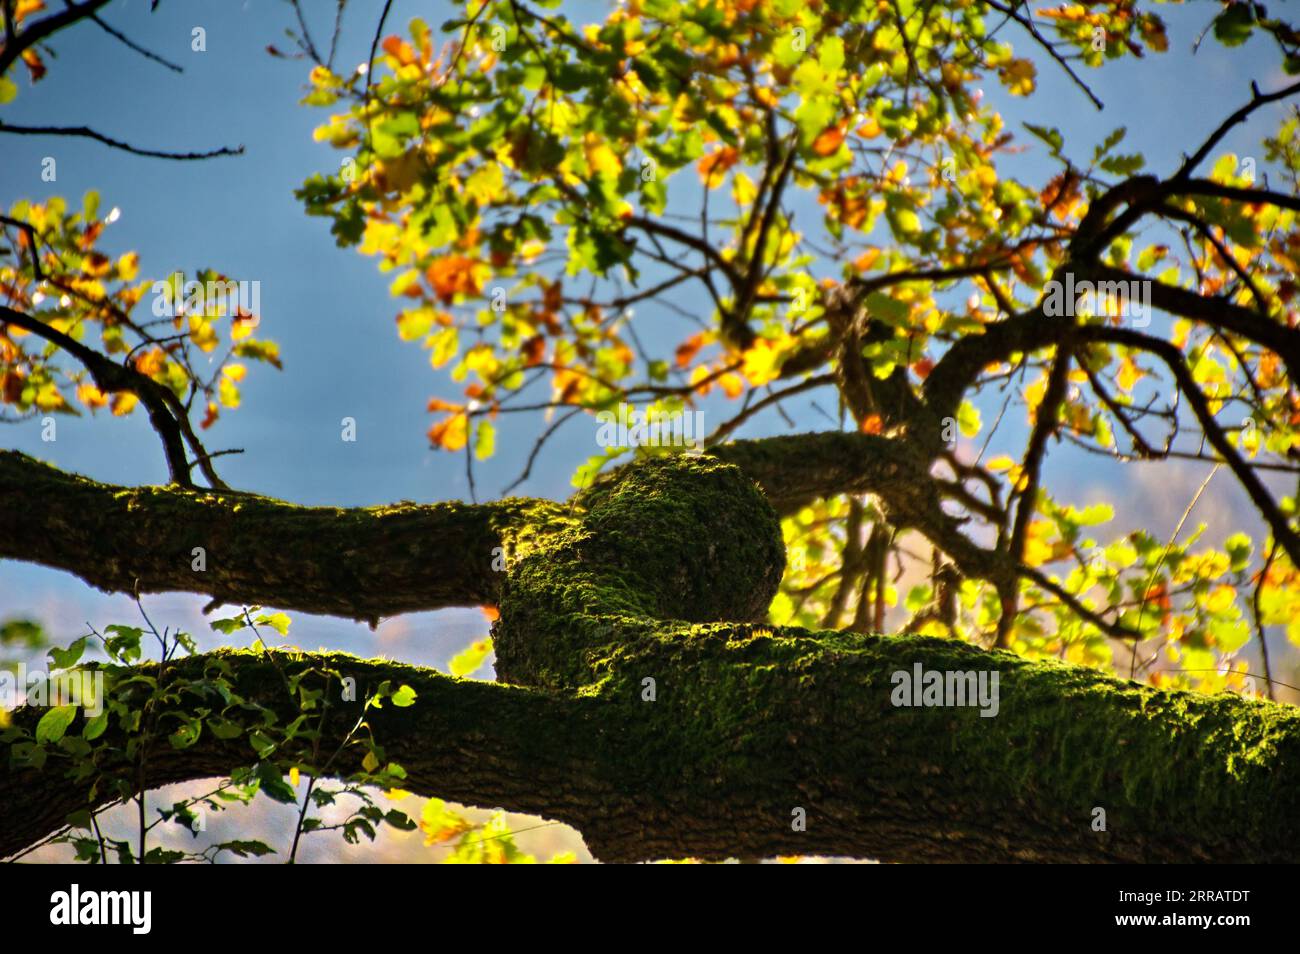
[82,710,109,741]
[35,705,78,744]
[48,637,88,670]
[253,612,292,637]
[391,684,418,707]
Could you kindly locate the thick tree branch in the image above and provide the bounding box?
[4,628,1297,863]
[0,451,570,620]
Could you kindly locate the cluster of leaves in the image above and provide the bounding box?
[0,194,281,431]
[1,605,562,863]
[0,0,51,105]
[419,798,575,863]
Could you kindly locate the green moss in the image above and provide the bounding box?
[493,454,784,688]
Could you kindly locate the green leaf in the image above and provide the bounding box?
[450,638,493,677]
[1212,5,1255,46]
[48,637,88,670]
[209,616,245,635]
[254,612,292,637]
[0,619,45,648]
[82,710,109,741]
[473,419,496,461]
[390,684,417,707]
[35,705,78,744]
[864,292,910,324]
[248,730,277,759]
[1023,123,1064,157]
[818,34,845,73]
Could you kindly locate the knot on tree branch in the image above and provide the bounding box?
[493,455,785,689]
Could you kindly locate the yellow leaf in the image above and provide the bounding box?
[398,307,435,341]
[116,252,140,281]
[720,372,745,398]
[583,133,622,177]
[188,316,219,353]
[111,392,137,416]
[464,162,504,203]
[218,375,240,409]
[76,383,108,409]
[1022,520,1055,567]
[1000,58,1036,96]
[1117,357,1143,392]
[741,338,783,387]
[1204,584,1236,615]
[731,171,757,207]
[34,382,65,411]
[450,637,493,677]
[428,325,460,368]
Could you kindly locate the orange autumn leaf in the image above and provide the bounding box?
[853,248,881,272]
[811,125,845,157]
[675,332,707,368]
[719,372,745,398]
[855,117,882,139]
[522,334,546,367]
[426,255,484,304]
[381,35,418,66]
[134,347,166,377]
[481,605,500,622]
[696,146,739,185]
[1145,581,1173,614]
[200,400,219,430]
[428,412,469,451]
[860,413,884,435]
[21,47,45,82]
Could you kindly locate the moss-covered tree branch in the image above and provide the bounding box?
[0,451,572,620]
[3,633,1297,863]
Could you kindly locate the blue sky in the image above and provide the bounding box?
[2,0,1297,860]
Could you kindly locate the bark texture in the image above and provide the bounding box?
[3,450,1298,862]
